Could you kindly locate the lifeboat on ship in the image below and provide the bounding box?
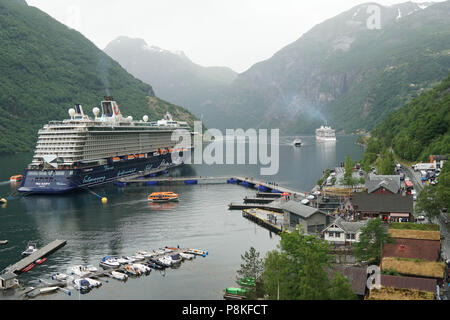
[147,192,179,203]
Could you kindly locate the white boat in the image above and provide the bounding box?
[184,249,207,256]
[153,249,166,256]
[157,256,172,267]
[136,250,154,258]
[132,263,151,274]
[316,125,336,141]
[99,256,120,268]
[293,138,302,147]
[130,254,145,261]
[39,287,59,294]
[110,271,128,281]
[118,256,136,264]
[68,265,98,277]
[85,278,102,288]
[51,273,69,281]
[73,278,91,291]
[22,241,38,256]
[179,252,194,260]
[168,253,183,264]
[124,264,141,276]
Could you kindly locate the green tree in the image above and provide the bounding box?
[236,247,264,299]
[262,226,355,300]
[354,218,392,264]
[343,155,357,186]
[415,185,442,223]
[436,164,450,214]
[328,272,357,300]
[378,149,395,175]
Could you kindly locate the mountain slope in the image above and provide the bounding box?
[199,1,450,132]
[367,73,450,162]
[0,0,198,153]
[104,36,237,116]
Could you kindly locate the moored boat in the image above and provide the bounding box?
[22,241,38,256]
[99,256,120,268]
[110,271,128,281]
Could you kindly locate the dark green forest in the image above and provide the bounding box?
[0,0,198,153]
[362,73,450,163]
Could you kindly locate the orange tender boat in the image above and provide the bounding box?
[147,192,179,203]
[10,175,24,182]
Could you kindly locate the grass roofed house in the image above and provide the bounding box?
[388,222,441,241]
[381,257,446,284]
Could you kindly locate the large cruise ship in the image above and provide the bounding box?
[19,97,193,194]
[315,125,336,141]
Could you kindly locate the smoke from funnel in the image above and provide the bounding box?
[97,54,111,96]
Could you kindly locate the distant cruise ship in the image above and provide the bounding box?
[315,125,336,141]
[19,97,193,194]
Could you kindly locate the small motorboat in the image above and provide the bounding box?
[22,241,38,256]
[130,254,145,261]
[145,261,164,270]
[51,273,69,281]
[110,271,128,281]
[35,258,47,265]
[169,253,182,264]
[147,192,179,203]
[21,263,35,273]
[165,246,179,251]
[153,249,166,256]
[124,265,141,276]
[149,258,167,269]
[180,252,194,260]
[39,286,59,295]
[136,250,154,258]
[10,175,24,182]
[132,263,151,274]
[85,278,102,288]
[117,256,135,265]
[73,278,92,291]
[184,249,208,256]
[99,256,120,268]
[293,138,302,147]
[157,256,172,267]
[68,265,97,277]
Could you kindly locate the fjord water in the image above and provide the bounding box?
[0,135,364,300]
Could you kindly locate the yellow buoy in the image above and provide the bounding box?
[0,198,6,204]
[101,197,108,204]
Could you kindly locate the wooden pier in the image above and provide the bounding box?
[243,197,275,204]
[242,209,285,234]
[228,202,283,211]
[256,192,282,198]
[3,240,67,275]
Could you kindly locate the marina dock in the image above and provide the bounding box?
[233,177,307,199]
[242,208,286,234]
[228,202,283,211]
[3,240,66,275]
[243,197,275,204]
[120,176,230,184]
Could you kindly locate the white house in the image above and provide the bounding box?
[323,218,368,244]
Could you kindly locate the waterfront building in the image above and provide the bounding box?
[322,217,368,244]
[278,200,332,234]
[345,194,413,222]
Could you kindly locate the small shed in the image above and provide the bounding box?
[0,272,19,290]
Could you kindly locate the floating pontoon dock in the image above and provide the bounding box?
[3,240,66,275]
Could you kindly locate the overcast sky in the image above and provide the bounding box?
[27,0,438,73]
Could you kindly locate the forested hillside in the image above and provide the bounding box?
[0,0,198,153]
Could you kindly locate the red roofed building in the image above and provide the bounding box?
[382,238,441,262]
